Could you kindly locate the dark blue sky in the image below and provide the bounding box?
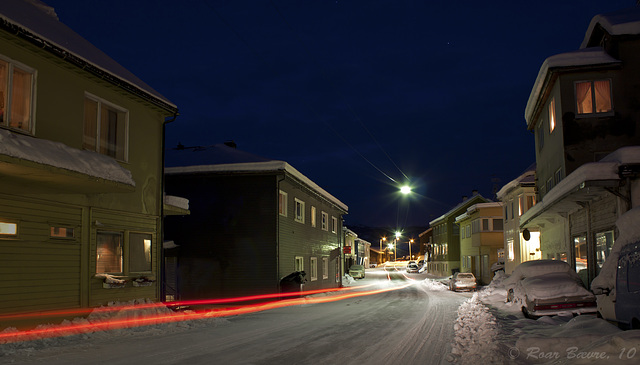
[45,0,634,228]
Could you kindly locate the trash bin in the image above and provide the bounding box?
[280,271,306,293]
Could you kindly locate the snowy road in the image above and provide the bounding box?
[1,267,471,365]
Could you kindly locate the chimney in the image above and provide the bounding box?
[462,196,468,202]
[472,189,478,196]
[224,140,237,149]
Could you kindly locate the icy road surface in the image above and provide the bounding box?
[1,266,471,365]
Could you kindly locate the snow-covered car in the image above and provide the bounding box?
[449,272,476,292]
[406,262,420,273]
[349,264,365,279]
[505,260,596,319]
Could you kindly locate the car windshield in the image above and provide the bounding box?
[350,265,364,270]
[457,273,474,279]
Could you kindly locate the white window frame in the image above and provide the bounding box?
[278,190,288,217]
[0,220,18,237]
[83,92,129,162]
[0,55,36,134]
[311,206,317,227]
[331,216,337,234]
[322,257,329,279]
[294,256,304,272]
[310,257,318,281]
[294,198,305,223]
[321,211,328,231]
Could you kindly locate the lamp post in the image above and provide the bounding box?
[409,238,414,259]
[380,237,386,263]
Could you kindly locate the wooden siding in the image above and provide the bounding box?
[88,208,159,307]
[0,195,82,315]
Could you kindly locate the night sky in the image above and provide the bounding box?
[45,0,634,229]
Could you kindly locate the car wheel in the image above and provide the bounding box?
[522,307,539,320]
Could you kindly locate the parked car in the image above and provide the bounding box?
[349,264,365,279]
[505,260,596,319]
[406,262,420,273]
[449,272,477,292]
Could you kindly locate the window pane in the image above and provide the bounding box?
[595,231,614,269]
[99,105,126,160]
[482,219,489,231]
[9,66,32,131]
[548,98,556,132]
[594,80,612,113]
[576,82,592,114]
[130,232,152,272]
[83,98,98,151]
[493,219,503,231]
[574,235,587,273]
[97,231,123,273]
[0,221,17,235]
[0,60,7,124]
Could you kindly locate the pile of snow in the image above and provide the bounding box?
[421,278,448,291]
[449,293,502,364]
[342,274,355,285]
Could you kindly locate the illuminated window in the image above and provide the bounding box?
[0,221,17,236]
[294,198,305,223]
[130,232,152,272]
[50,226,75,239]
[549,98,556,132]
[331,216,337,233]
[83,93,128,161]
[0,56,35,133]
[321,212,328,231]
[310,257,318,281]
[278,191,287,217]
[575,80,612,115]
[311,206,316,227]
[322,257,329,279]
[518,195,524,216]
[96,231,123,273]
[507,239,514,261]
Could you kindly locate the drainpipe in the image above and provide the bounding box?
[160,112,179,302]
[276,173,286,292]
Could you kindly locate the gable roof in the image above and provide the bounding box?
[581,7,640,49]
[164,144,348,212]
[429,194,489,226]
[496,162,536,200]
[0,0,177,113]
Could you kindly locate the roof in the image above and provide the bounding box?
[165,144,348,212]
[496,162,536,200]
[581,7,640,49]
[524,47,621,127]
[0,0,176,112]
[429,194,489,226]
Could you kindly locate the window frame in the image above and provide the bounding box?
[278,190,288,217]
[574,79,613,117]
[310,257,318,281]
[322,257,329,279]
[294,198,305,223]
[83,92,129,162]
[96,230,124,274]
[294,256,304,272]
[321,211,328,231]
[0,55,36,134]
[0,219,19,238]
[311,206,316,227]
[129,231,153,273]
[331,216,337,234]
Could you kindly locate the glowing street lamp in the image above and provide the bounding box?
[400,185,411,195]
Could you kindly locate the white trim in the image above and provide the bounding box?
[294,198,305,223]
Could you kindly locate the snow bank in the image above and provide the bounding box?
[449,293,502,364]
[421,278,448,291]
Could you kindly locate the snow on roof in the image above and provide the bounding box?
[164,195,189,210]
[429,194,489,226]
[581,7,640,49]
[0,128,135,186]
[496,163,536,200]
[520,146,640,228]
[0,0,176,110]
[165,144,348,212]
[524,47,621,127]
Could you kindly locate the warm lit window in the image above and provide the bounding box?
[575,80,612,115]
[321,212,328,231]
[0,57,35,133]
[548,98,556,133]
[96,231,123,273]
[83,93,128,161]
[331,216,337,233]
[507,239,514,261]
[130,232,152,272]
[294,198,305,223]
[278,191,288,217]
[50,226,75,239]
[310,257,318,281]
[518,195,524,216]
[526,195,536,210]
[311,206,316,227]
[0,221,17,236]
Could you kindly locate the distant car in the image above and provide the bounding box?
[349,264,365,279]
[505,260,596,319]
[406,262,420,273]
[417,260,425,268]
[449,272,476,292]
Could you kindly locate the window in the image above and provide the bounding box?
[509,200,514,220]
[278,191,288,217]
[331,217,337,233]
[482,219,490,231]
[574,235,587,273]
[575,80,612,115]
[50,226,75,239]
[507,239,514,261]
[518,195,524,216]
[526,195,536,211]
[0,221,17,236]
[311,206,317,227]
[466,225,471,238]
[493,219,503,231]
[548,98,556,132]
[595,230,614,269]
[321,212,328,231]
[322,257,329,279]
[554,167,564,185]
[310,257,318,281]
[0,57,35,133]
[294,198,305,223]
[130,232,152,272]
[83,94,128,161]
[546,177,554,193]
[96,231,123,273]
[295,256,304,271]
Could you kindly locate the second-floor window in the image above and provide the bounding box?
[0,57,35,133]
[83,93,128,161]
[549,98,556,133]
[295,198,305,223]
[575,80,612,115]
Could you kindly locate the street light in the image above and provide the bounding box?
[380,237,387,263]
[408,239,414,259]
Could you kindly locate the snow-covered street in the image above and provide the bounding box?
[2,265,640,365]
